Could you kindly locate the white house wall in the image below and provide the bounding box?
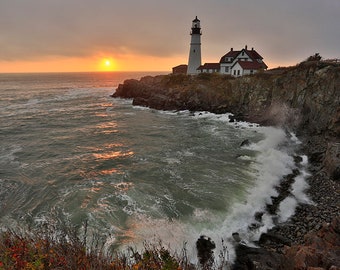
[231,62,242,77]
[220,64,232,75]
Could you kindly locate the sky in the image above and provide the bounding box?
[0,0,339,73]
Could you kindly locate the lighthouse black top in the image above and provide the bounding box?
[191,16,201,35]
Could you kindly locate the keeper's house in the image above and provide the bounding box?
[196,45,267,76]
[218,45,267,76]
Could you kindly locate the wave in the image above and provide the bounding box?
[103,113,311,263]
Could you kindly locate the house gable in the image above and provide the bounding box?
[220,46,267,76]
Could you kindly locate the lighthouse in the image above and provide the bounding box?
[187,16,202,75]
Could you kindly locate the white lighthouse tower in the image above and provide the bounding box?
[187,16,202,75]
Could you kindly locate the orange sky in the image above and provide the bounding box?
[0,52,289,74]
[0,48,300,73]
[0,54,186,73]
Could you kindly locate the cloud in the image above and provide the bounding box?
[0,0,339,65]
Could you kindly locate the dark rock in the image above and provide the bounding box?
[240,139,250,147]
[232,232,242,243]
[229,115,236,122]
[196,235,216,268]
[294,155,303,164]
[132,97,149,107]
[248,223,262,231]
[332,166,340,182]
[254,212,264,222]
[309,151,324,164]
[233,244,285,270]
[259,232,291,246]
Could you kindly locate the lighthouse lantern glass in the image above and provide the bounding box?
[192,20,200,29]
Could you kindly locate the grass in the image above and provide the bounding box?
[0,223,230,270]
[0,228,185,269]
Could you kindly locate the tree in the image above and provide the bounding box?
[306,53,322,62]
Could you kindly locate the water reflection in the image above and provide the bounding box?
[96,122,118,129]
[100,168,121,175]
[112,182,134,192]
[95,113,108,117]
[93,151,134,160]
[100,103,114,108]
[95,122,118,134]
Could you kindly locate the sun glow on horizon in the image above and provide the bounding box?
[0,52,283,73]
[99,57,117,71]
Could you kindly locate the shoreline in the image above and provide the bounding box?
[112,62,340,269]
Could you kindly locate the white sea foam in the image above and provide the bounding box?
[289,131,302,144]
[194,126,309,261]
[278,197,298,223]
[113,125,311,264]
[291,170,312,204]
[301,154,308,165]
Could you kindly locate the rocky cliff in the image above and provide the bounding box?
[113,61,340,269]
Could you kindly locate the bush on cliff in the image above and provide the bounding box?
[0,228,191,269]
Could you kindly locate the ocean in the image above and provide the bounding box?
[0,72,310,261]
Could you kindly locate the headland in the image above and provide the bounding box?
[112,60,340,269]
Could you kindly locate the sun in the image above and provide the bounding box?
[99,57,117,71]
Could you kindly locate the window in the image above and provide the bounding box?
[233,70,236,75]
[250,70,254,74]
[225,67,229,72]
[237,70,240,76]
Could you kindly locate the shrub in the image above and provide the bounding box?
[0,223,231,269]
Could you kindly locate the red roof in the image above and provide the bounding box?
[246,50,263,60]
[173,64,188,69]
[235,60,267,70]
[220,51,240,63]
[197,63,220,70]
[220,48,264,63]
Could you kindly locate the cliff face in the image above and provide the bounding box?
[113,61,339,179]
[114,62,339,136]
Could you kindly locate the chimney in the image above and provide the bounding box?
[252,47,254,51]
[245,45,248,50]
[231,48,233,51]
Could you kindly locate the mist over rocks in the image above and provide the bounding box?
[113,61,340,269]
